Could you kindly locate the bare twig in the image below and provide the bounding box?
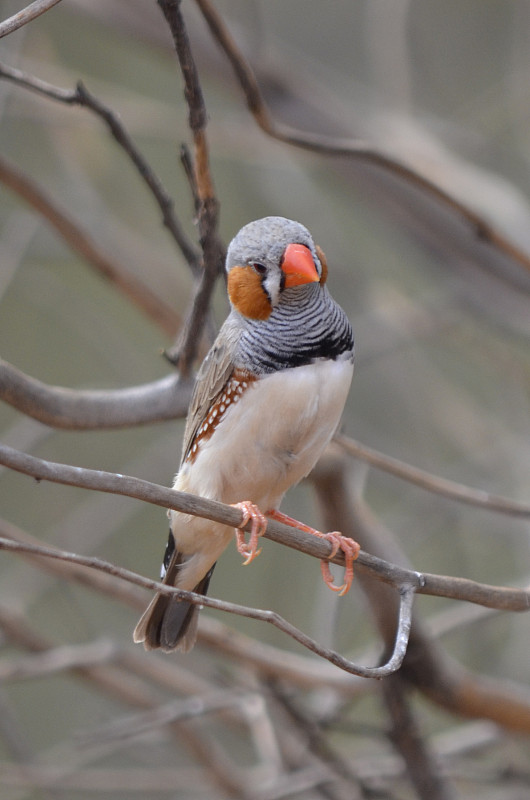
[0,61,201,272]
[197,618,369,695]
[0,517,370,695]
[0,605,163,709]
[0,517,148,615]
[0,640,117,683]
[77,690,252,747]
[158,0,225,373]
[0,156,180,337]
[76,79,201,274]
[0,359,193,429]
[0,533,414,679]
[1,443,529,614]
[0,445,529,728]
[0,605,248,796]
[252,766,361,800]
[1,467,530,744]
[267,683,368,799]
[194,0,530,280]
[312,448,530,735]
[0,763,203,793]
[0,0,62,38]
[179,143,200,212]
[0,690,38,774]
[0,61,74,101]
[86,709,248,800]
[336,434,530,519]
[158,1,215,202]
[0,519,369,697]
[382,674,455,800]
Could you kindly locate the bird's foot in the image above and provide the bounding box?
[267,509,360,596]
[318,533,359,596]
[232,501,268,565]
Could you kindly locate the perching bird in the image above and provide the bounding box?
[134,216,358,652]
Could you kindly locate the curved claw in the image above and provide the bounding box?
[267,509,359,596]
[320,533,360,596]
[232,501,267,565]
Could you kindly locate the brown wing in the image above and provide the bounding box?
[180,333,235,466]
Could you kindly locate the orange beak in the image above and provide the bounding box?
[281,243,320,288]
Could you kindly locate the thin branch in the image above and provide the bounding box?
[0,763,204,793]
[0,691,42,791]
[336,434,530,519]
[0,0,62,39]
[0,61,74,101]
[0,519,365,698]
[251,766,358,800]
[0,604,249,797]
[0,640,117,683]
[0,518,370,696]
[0,61,201,272]
[0,155,181,337]
[179,142,200,212]
[0,359,193,429]
[158,0,225,373]
[196,618,369,695]
[194,0,530,280]
[0,533,413,679]
[2,450,530,731]
[313,448,530,735]
[266,682,369,799]
[0,517,145,606]
[116,644,242,701]
[0,443,529,613]
[0,605,163,710]
[74,704,248,800]
[382,674,455,800]
[77,690,251,748]
[75,79,201,274]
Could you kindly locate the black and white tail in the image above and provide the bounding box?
[133,534,215,652]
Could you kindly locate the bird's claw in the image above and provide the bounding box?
[232,501,267,564]
[267,509,359,595]
[319,532,360,595]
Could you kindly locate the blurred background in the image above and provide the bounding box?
[0,1,529,798]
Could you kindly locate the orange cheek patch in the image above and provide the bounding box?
[228,266,272,320]
[315,245,328,285]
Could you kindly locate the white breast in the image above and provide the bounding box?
[169,358,353,588]
[182,358,353,508]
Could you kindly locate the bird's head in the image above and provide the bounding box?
[226,217,328,320]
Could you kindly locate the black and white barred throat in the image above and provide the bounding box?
[234,283,354,375]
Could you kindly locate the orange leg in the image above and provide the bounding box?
[231,501,268,565]
[267,509,360,596]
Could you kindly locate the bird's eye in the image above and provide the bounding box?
[251,262,267,276]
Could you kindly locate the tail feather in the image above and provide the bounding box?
[134,552,215,652]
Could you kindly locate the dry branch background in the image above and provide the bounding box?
[0,1,530,799]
